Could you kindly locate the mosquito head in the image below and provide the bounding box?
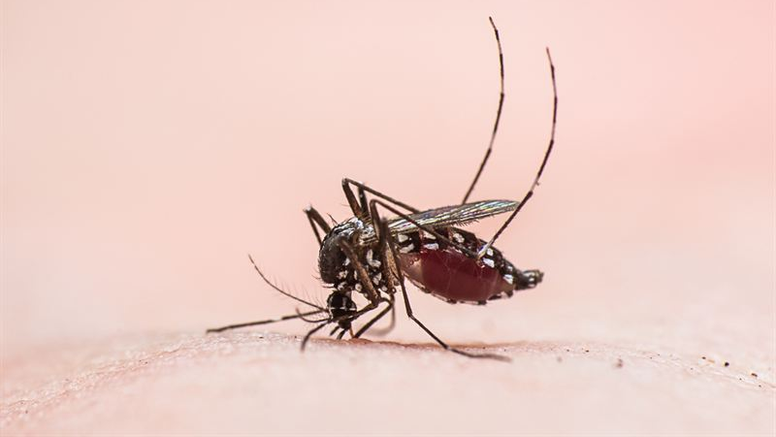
[326,291,357,329]
[318,218,363,284]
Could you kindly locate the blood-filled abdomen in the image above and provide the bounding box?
[395,227,516,303]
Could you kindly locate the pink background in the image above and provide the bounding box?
[2,0,774,433]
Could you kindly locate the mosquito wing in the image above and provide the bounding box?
[360,199,518,243]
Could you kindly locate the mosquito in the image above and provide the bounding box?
[207,17,558,362]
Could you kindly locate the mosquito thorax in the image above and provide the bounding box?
[318,217,364,284]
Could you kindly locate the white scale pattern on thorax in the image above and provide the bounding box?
[334,244,391,298]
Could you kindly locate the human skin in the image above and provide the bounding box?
[1,330,773,435]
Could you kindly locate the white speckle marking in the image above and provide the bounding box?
[452,232,465,243]
[337,271,348,279]
[486,248,494,256]
[343,257,350,266]
[423,243,439,250]
[422,230,435,239]
[354,283,362,292]
[482,258,495,268]
[399,243,415,253]
[503,274,514,284]
[372,273,382,285]
[397,234,409,243]
[367,249,381,268]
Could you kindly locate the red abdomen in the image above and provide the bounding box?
[395,227,516,303]
[400,250,512,302]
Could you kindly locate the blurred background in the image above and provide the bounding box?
[2,0,773,373]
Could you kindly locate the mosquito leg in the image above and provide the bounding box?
[304,206,331,247]
[337,239,381,304]
[348,196,403,339]
[367,198,401,287]
[330,238,384,335]
[342,178,420,215]
[301,322,329,351]
[353,296,394,338]
[378,216,510,362]
[461,17,505,204]
[342,178,367,219]
[206,309,324,333]
[477,48,558,259]
[357,186,370,219]
[366,296,396,336]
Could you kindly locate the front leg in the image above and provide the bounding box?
[353,295,394,338]
[304,206,331,247]
[342,178,421,218]
[337,239,381,304]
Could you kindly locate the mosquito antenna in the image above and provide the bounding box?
[247,254,325,310]
[206,309,324,333]
[461,16,505,204]
[478,47,557,259]
[296,307,330,323]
